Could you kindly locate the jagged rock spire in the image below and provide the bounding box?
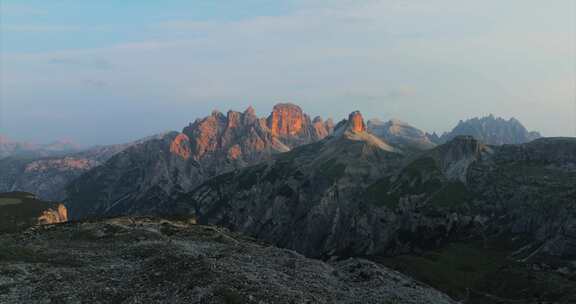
[347,111,367,133]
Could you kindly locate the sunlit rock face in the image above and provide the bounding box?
[348,111,367,133]
[37,204,68,225]
[266,103,332,146]
[268,103,305,137]
[169,133,191,160]
[181,103,334,164]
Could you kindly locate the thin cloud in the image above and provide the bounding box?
[49,57,114,70]
[1,24,112,33]
[83,79,109,88]
[2,25,84,32]
[0,4,47,16]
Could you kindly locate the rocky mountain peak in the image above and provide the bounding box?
[243,105,256,116]
[226,110,242,129]
[267,103,306,137]
[435,115,541,145]
[347,111,367,133]
[368,118,436,151]
[330,112,398,153]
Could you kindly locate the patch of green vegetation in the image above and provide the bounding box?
[0,192,36,199]
[404,157,439,178]
[237,164,266,190]
[263,160,295,183]
[376,239,576,303]
[364,178,401,208]
[429,181,472,209]
[215,287,246,304]
[0,243,42,263]
[0,192,59,233]
[204,171,236,188]
[318,158,347,183]
[364,170,444,209]
[0,198,22,206]
[376,242,509,300]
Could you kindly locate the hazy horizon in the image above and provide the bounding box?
[0,103,554,147]
[1,0,575,145]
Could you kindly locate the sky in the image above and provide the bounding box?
[1,0,575,145]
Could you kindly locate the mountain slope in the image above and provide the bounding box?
[175,111,405,257]
[178,134,576,302]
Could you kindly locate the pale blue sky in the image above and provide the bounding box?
[1,0,575,145]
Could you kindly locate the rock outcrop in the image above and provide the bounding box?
[37,203,68,225]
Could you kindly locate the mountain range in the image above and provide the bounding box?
[2,103,572,303]
[1,104,540,204]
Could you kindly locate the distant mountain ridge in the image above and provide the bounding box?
[1,110,544,204]
[367,118,436,151]
[427,114,541,145]
[0,135,82,159]
[0,133,168,201]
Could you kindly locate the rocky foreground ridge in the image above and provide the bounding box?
[0,217,455,304]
